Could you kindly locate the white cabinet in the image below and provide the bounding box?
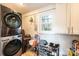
[70,4,79,34]
[66,4,79,34]
[54,3,79,34]
[55,4,68,34]
[56,4,79,34]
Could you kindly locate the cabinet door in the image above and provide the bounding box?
[71,4,79,34]
[55,4,68,34]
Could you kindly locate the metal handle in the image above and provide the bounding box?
[68,27,70,34]
[68,27,73,34]
[71,27,73,34]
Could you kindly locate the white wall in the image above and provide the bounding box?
[22,15,37,36]
[22,4,56,36]
[39,34,79,56]
[22,4,79,56]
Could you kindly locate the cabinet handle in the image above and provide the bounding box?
[68,27,70,34]
[71,27,73,34]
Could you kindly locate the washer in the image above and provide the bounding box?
[0,35,22,56]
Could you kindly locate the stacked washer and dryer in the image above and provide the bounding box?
[0,5,22,56]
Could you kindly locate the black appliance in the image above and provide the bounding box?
[37,41,60,56]
[0,5,22,56]
[0,5,22,37]
[37,40,49,56]
[49,43,60,56]
[3,39,22,56]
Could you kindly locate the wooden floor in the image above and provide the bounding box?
[21,50,37,56]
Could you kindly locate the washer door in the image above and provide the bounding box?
[3,39,22,56]
[3,13,22,29]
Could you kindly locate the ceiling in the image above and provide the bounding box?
[1,3,54,14]
[23,3,54,13]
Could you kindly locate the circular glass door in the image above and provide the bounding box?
[3,39,22,56]
[3,13,22,29]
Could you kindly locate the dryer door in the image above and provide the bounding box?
[3,39,22,56]
[3,13,22,29]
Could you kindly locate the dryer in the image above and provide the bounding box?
[0,35,22,56]
[0,5,22,37]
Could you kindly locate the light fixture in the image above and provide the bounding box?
[18,3,24,6]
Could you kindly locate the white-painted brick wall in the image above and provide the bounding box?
[39,34,79,56]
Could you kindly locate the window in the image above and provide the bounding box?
[38,9,55,34]
[41,15,53,31]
